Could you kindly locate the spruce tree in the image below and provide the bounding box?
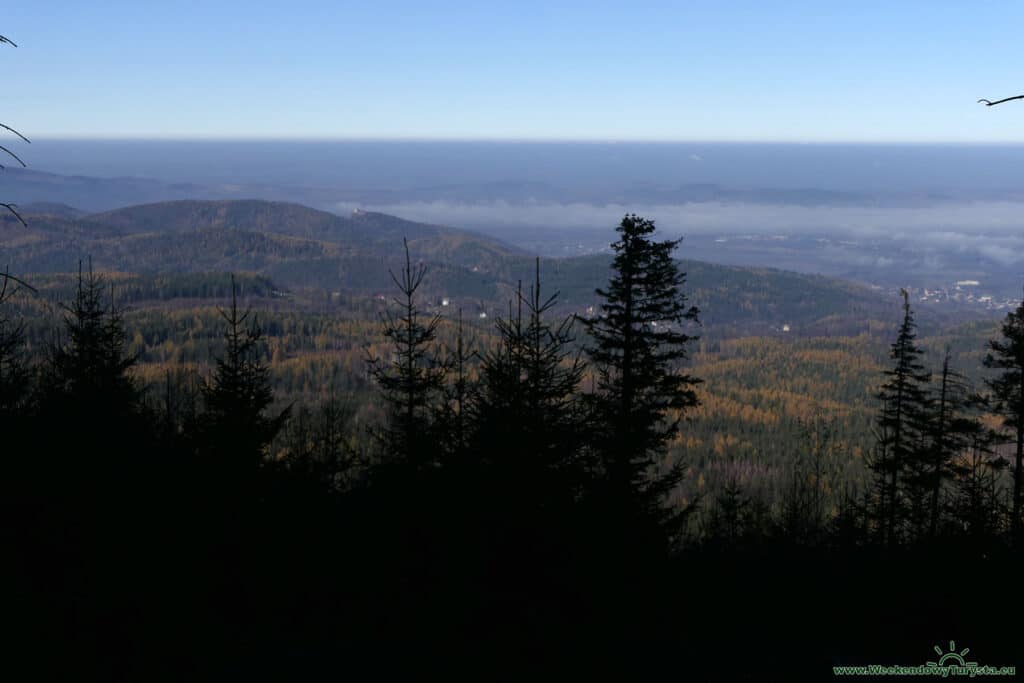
[152,366,200,448]
[582,213,701,544]
[949,428,1007,544]
[199,275,286,469]
[473,260,587,494]
[706,478,748,547]
[869,289,931,546]
[279,389,357,490]
[42,261,141,418]
[33,261,153,518]
[982,296,1024,543]
[919,350,980,539]
[367,239,446,468]
[434,308,478,463]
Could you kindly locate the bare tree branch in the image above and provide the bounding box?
[0,144,27,168]
[0,123,30,144]
[978,95,1024,107]
[0,34,27,231]
[0,266,38,296]
[0,203,27,228]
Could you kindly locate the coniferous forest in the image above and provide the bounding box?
[5,211,1024,677]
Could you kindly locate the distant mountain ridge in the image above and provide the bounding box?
[0,198,917,335]
[11,166,1023,216]
[91,200,435,240]
[1,199,526,300]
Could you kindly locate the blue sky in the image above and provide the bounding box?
[5,1,1024,141]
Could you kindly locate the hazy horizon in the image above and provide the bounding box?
[7,139,1024,295]
[19,139,1024,192]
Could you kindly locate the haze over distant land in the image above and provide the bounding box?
[24,140,1024,191]
[8,140,1024,296]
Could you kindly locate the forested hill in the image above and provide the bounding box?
[1,198,930,334]
[91,200,444,243]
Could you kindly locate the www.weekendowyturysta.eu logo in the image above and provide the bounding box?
[833,641,1016,677]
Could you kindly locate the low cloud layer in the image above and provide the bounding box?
[333,199,1024,266]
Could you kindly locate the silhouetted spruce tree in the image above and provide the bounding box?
[26,266,165,681]
[151,366,200,449]
[582,213,701,546]
[367,239,446,468]
[434,308,478,463]
[705,478,748,547]
[831,485,874,549]
[41,262,142,422]
[278,389,358,490]
[311,390,360,487]
[982,296,1024,543]
[473,260,587,496]
[919,349,981,540]
[198,275,286,469]
[949,427,1007,544]
[869,289,931,546]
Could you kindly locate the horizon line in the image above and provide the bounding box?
[23,135,1024,146]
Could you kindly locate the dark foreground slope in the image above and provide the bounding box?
[6,420,1020,678]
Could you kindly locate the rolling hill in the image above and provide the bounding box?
[0,198,924,335]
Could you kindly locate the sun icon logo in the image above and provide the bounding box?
[926,641,977,668]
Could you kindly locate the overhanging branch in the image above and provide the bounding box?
[0,123,30,144]
[0,143,27,168]
[1,267,38,296]
[978,95,1024,107]
[0,203,27,227]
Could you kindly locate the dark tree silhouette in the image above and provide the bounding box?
[917,349,982,539]
[473,259,587,492]
[278,388,359,490]
[19,264,164,681]
[41,261,141,415]
[869,289,932,546]
[982,296,1024,543]
[705,478,749,547]
[582,213,702,547]
[434,308,477,463]
[367,238,446,468]
[949,428,1007,543]
[198,274,287,468]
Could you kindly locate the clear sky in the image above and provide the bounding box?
[5,1,1024,142]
